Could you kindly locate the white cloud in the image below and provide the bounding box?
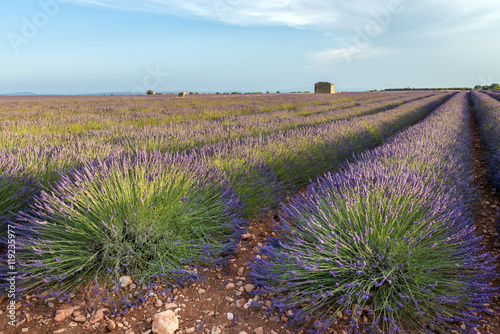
[63,0,406,30]
[64,0,500,35]
[307,45,393,66]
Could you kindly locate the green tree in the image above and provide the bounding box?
[490,83,500,90]
[146,90,154,95]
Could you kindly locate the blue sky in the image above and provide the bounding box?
[1,0,499,94]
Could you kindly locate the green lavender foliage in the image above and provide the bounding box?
[16,150,246,292]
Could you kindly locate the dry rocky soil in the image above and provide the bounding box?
[1,108,500,334]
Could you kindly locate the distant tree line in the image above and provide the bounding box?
[385,87,473,91]
[474,83,500,91]
[385,84,500,92]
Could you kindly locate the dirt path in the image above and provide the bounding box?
[468,95,500,334]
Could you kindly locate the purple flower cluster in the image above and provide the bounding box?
[250,92,497,333]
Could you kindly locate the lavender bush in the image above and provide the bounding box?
[251,92,496,333]
[198,147,285,218]
[0,155,39,244]
[14,150,246,292]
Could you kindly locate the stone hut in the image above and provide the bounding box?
[314,82,335,94]
[178,92,187,97]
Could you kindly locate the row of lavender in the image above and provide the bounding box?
[0,92,449,229]
[0,91,434,154]
[2,92,451,297]
[470,91,500,189]
[251,92,496,333]
[484,90,500,103]
[0,92,437,192]
[193,92,451,217]
[470,91,500,237]
[0,92,424,235]
[115,91,433,154]
[0,92,400,145]
[0,91,427,136]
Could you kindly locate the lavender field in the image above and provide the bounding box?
[1,91,499,333]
